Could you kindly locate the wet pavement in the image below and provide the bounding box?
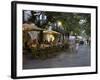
[23,44,90,69]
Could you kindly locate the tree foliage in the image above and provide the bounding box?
[25,10,91,36]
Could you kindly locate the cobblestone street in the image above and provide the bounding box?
[23,44,90,69]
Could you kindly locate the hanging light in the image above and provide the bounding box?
[57,21,62,26]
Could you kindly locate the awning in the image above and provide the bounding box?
[23,23,43,31]
[43,30,60,34]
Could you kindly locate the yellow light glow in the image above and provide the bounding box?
[58,21,62,26]
[47,34,55,42]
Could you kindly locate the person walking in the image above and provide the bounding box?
[69,36,76,53]
[75,37,79,53]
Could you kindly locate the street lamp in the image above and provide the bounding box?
[57,21,62,26]
[34,11,47,27]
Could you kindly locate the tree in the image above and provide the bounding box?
[25,10,91,37]
[45,12,81,35]
[79,14,91,36]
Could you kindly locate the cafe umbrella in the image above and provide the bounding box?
[23,23,44,31]
[43,30,60,34]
